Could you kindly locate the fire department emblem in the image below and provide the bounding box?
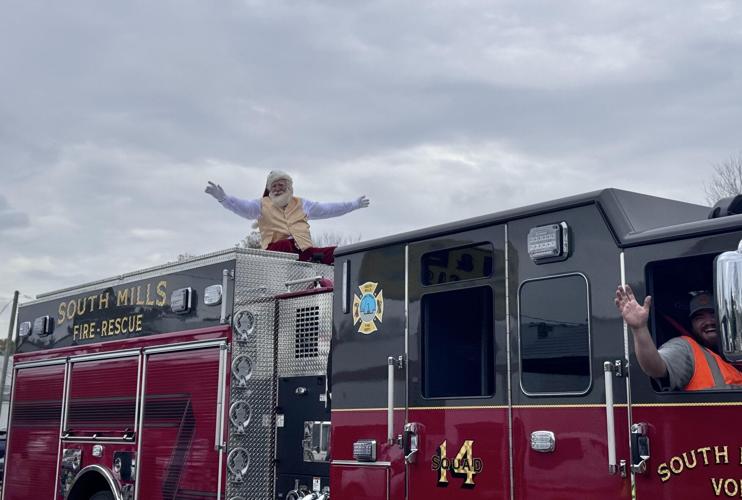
[353,282,384,334]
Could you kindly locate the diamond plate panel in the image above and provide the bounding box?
[226,252,332,500]
[277,292,333,378]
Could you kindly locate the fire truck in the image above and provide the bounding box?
[6,188,742,499]
[6,249,334,500]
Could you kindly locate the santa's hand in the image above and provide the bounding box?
[356,195,370,208]
[205,181,227,202]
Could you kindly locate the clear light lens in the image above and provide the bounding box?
[204,284,223,306]
[527,224,565,261]
[18,321,32,337]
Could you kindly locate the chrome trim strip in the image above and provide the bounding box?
[604,361,617,472]
[12,358,66,369]
[505,224,514,500]
[133,350,143,450]
[68,464,123,500]
[387,356,395,443]
[405,244,409,418]
[620,251,636,492]
[60,436,135,444]
[134,350,148,500]
[220,268,230,324]
[331,460,392,467]
[404,243,410,500]
[216,343,228,500]
[68,349,140,364]
[143,339,226,355]
[60,359,71,438]
[517,272,593,397]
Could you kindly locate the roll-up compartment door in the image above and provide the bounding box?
[137,345,224,499]
[4,364,66,500]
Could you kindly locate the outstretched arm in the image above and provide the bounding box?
[205,181,261,219]
[303,195,370,220]
[615,285,668,379]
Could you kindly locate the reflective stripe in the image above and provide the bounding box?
[698,345,727,388]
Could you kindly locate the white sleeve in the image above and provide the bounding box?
[302,198,361,220]
[220,195,262,220]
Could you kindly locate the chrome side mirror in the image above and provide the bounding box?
[715,240,742,362]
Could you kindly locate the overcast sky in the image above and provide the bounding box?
[1,0,741,334]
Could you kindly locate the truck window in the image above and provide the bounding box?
[421,243,494,285]
[421,286,494,398]
[519,274,591,395]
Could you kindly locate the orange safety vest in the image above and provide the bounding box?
[682,336,742,390]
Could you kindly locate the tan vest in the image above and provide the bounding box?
[258,197,313,251]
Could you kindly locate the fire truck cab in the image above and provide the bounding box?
[330,188,742,499]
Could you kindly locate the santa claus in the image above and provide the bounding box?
[206,170,369,264]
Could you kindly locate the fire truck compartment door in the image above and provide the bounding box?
[136,341,226,500]
[3,362,66,500]
[405,225,509,499]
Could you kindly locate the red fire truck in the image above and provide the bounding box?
[329,188,742,500]
[6,188,742,499]
[5,249,335,500]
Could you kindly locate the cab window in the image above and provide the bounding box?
[519,274,591,395]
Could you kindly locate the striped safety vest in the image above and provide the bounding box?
[682,336,742,390]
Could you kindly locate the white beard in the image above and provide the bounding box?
[269,190,292,208]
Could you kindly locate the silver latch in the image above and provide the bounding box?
[631,423,650,474]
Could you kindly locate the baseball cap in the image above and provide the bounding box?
[689,291,714,318]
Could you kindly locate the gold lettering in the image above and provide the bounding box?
[99,292,109,309]
[657,463,671,483]
[114,317,122,334]
[669,456,684,475]
[117,289,129,306]
[135,286,145,306]
[76,298,87,316]
[438,440,448,484]
[101,320,108,336]
[712,478,723,496]
[73,324,80,341]
[81,322,96,339]
[156,280,167,306]
[699,447,712,466]
[715,446,729,465]
[145,284,155,306]
[683,450,697,469]
[453,440,476,485]
[724,478,738,497]
[136,314,143,332]
[58,302,67,325]
[67,300,77,321]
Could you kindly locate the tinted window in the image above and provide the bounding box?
[422,286,494,398]
[519,274,590,394]
[422,243,494,285]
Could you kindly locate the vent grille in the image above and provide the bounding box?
[295,306,320,358]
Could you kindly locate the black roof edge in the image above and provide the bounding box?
[335,189,607,256]
[335,188,712,256]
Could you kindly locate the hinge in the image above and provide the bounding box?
[613,359,626,378]
[395,355,405,369]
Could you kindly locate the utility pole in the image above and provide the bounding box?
[0,290,19,423]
